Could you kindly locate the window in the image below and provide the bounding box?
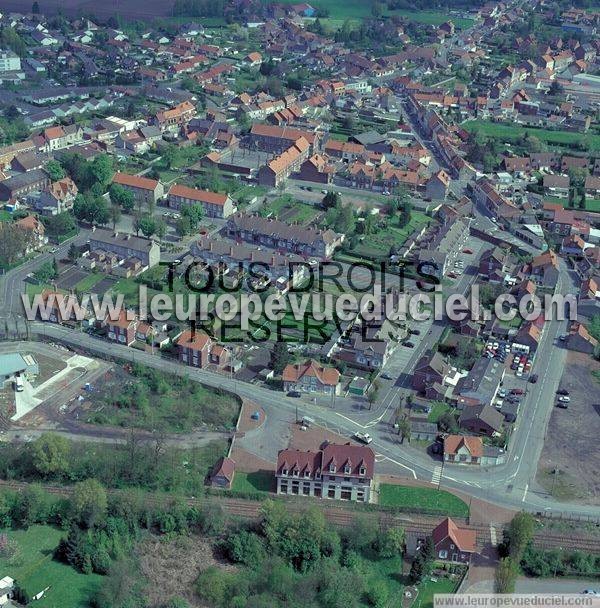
[282,468,288,476]
[439,550,448,559]
[359,466,366,476]
[329,464,336,473]
[304,470,310,478]
[344,465,351,474]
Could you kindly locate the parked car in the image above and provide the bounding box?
[558,396,571,403]
[556,388,569,396]
[462,248,473,254]
[353,432,373,444]
[287,391,301,398]
[529,374,538,383]
[556,401,569,409]
[381,372,393,380]
[404,341,415,348]
[511,388,525,395]
[409,329,421,335]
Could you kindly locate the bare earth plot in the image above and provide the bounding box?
[536,351,600,504]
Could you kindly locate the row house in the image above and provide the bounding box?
[111,172,164,206]
[88,228,161,268]
[282,359,341,395]
[257,137,310,187]
[37,124,83,152]
[524,250,560,289]
[225,213,344,259]
[245,123,321,155]
[195,236,308,292]
[0,169,50,200]
[168,183,235,218]
[478,246,511,283]
[296,153,335,184]
[276,443,375,502]
[176,329,229,368]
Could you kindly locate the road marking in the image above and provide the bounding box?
[377,455,417,479]
[431,465,442,485]
[522,483,529,503]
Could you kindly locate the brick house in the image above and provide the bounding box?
[257,137,310,187]
[458,404,504,437]
[106,310,137,345]
[478,246,510,283]
[153,100,196,133]
[276,442,375,502]
[35,176,78,215]
[15,214,47,251]
[282,359,340,395]
[412,350,450,394]
[431,518,477,563]
[444,435,483,465]
[112,172,164,206]
[168,183,236,218]
[176,329,229,368]
[208,456,236,489]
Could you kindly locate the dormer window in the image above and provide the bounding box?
[293,469,299,477]
[282,468,288,476]
[344,464,351,474]
[359,466,366,476]
[329,463,336,473]
[304,470,310,478]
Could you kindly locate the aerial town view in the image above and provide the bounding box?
[0,0,599,606]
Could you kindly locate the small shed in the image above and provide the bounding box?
[208,456,236,489]
[348,376,370,396]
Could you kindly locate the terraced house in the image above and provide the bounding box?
[282,359,341,395]
[111,172,164,206]
[225,213,344,259]
[168,183,235,218]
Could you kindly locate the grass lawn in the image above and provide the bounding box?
[263,195,320,225]
[463,120,600,151]
[414,576,461,608]
[390,9,473,28]
[0,525,102,608]
[378,484,469,517]
[350,211,431,259]
[0,210,12,222]
[74,273,104,293]
[231,470,274,494]
[427,402,452,424]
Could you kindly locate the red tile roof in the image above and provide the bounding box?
[176,329,212,351]
[112,172,160,191]
[432,518,477,553]
[282,359,340,387]
[443,435,483,458]
[169,183,228,206]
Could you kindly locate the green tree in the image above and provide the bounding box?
[270,341,291,376]
[71,479,107,528]
[138,215,157,238]
[397,416,411,443]
[109,184,135,212]
[110,203,121,231]
[375,526,405,558]
[45,160,66,181]
[181,203,204,230]
[30,433,70,477]
[507,511,535,560]
[495,557,518,593]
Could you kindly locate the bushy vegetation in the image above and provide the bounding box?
[0,432,228,496]
[196,502,406,608]
[89,363,241,432]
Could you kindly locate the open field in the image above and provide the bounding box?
[536,351,600,504]
[0,0,173,19]
[544,196,600,213]
[378,484,470,517]
[464,120,600,152]
[0,525,102,608]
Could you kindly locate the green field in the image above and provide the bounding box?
[427,402,452,424]
[231,470,274,494]
[0,525,102,608]
[464,120,600,151]
[0,210,12,222]
[378,484,469,517]
[277,0,473,28]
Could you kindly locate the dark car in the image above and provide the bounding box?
[529,374,538,383]
[556,388,569,396]
[409,329,421,335]
[287,391,301,398]
[404,341,415,348]
[381,372,393,380]
[511,388,525,395]
[556,401,569,409]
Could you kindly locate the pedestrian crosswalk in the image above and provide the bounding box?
[431,465,442,485]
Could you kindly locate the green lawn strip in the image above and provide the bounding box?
[378,484,469,517]
[0,210,13,222]
[414,576,461,608]
[0,525,102,608]
[74,273,104,293]
[545,196,600,213]
[231,470,274,493]
[463,120,600,151]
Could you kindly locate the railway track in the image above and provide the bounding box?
[1,479,599,553]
